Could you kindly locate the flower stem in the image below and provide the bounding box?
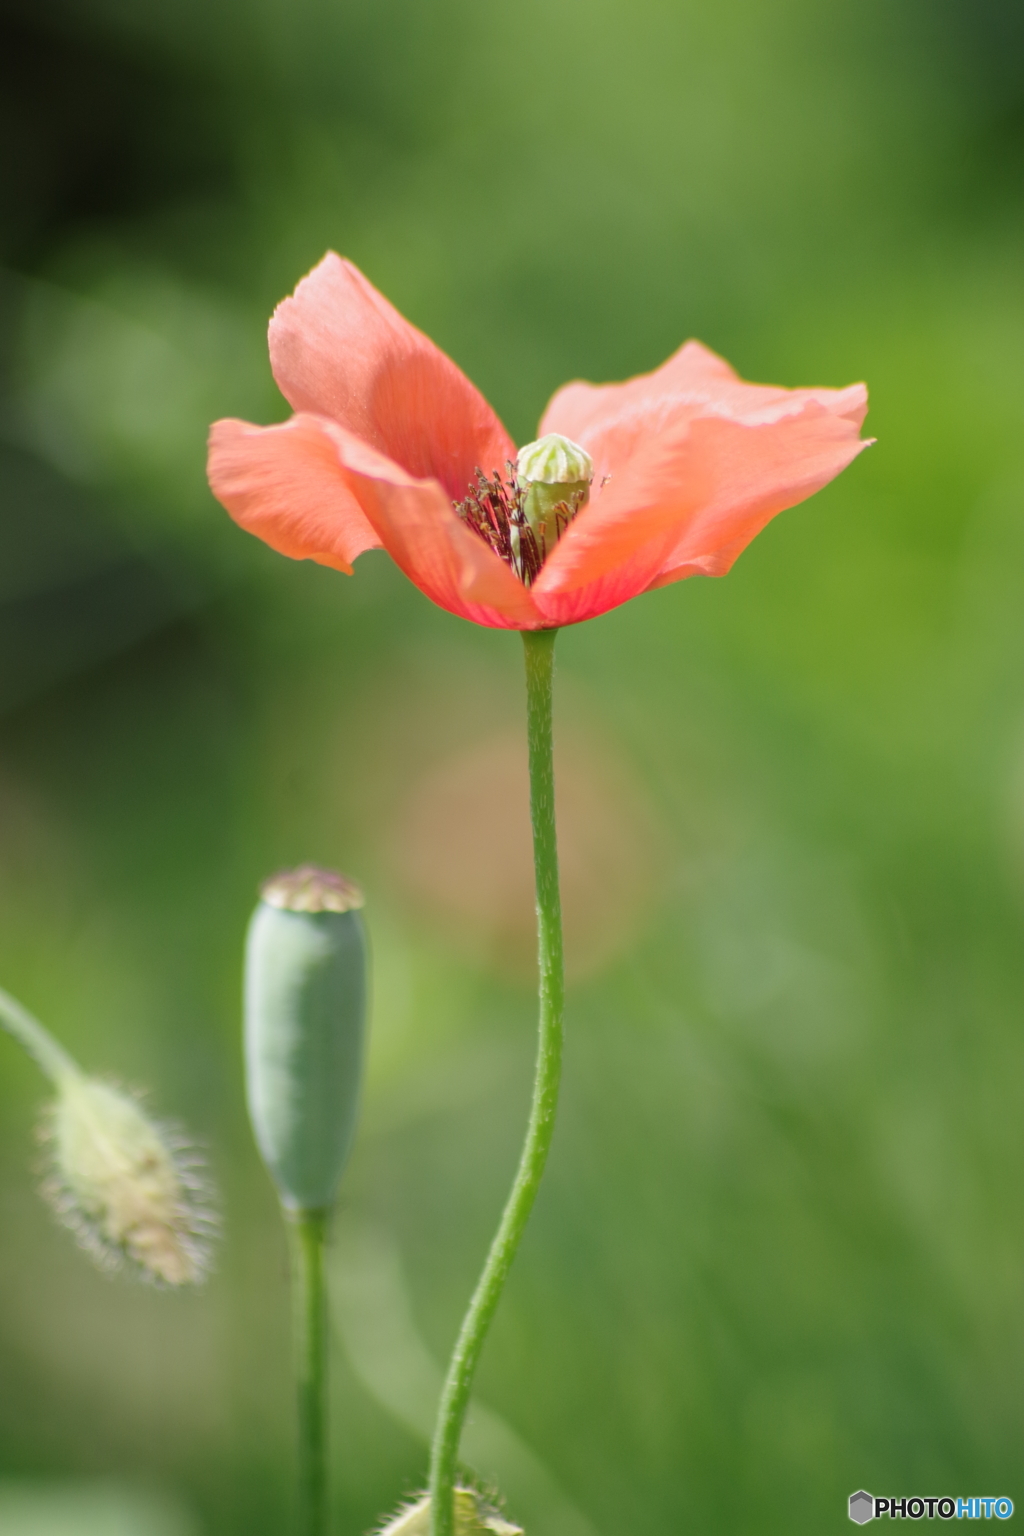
[428,626,565,1536]
[288,1207,330,1536]
[0,985,80,1085]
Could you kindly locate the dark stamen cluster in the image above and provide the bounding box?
[454,464,577,586]
[455,464,541,585]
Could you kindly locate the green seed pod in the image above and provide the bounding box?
[244,865,368,1212]
[516,432,593,550]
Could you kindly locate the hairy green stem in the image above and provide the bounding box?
[288,1208,330,1536]
[428,627,565,1536]
[0,985,80,1085]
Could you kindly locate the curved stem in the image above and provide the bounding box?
[0,985,80,1085]
[288,1207,330,1536]
[429,627,565,1536]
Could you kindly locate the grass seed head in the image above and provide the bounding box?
[42,1075,216,1285]
[374,1488,522,1535]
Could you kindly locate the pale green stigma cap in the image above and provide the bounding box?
[516,433,593,486]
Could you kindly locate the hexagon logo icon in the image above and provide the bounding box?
[849,1491,875,1524]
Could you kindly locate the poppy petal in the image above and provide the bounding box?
[268,253,515,502]
[208,415,382,574]
[540,339,735,453]
[532,398,870,625]
[209,412,540,629]
[540,339,868,487]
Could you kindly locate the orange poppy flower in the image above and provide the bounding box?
[207,254,870,629]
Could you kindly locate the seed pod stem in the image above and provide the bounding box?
[288,1206,330,1536]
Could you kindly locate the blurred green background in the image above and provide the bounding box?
[2,0,1024,1531]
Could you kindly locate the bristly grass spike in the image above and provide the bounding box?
[0,984,216,1287]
